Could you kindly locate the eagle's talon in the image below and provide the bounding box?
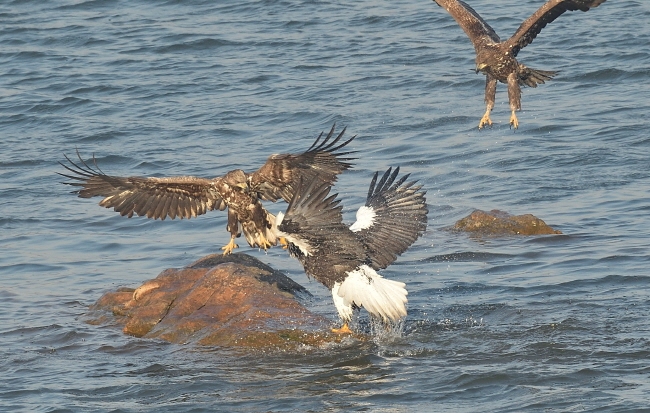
[478,113,493,130]
[221,238,239,255]
[256,234,275,251]
[509,112,519,130]
[332,323,353,334]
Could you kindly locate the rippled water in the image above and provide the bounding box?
[2,0,650,411]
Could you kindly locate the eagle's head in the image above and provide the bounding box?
[475,50,492,74]
[475,62,488,74]
[222,169,249,191]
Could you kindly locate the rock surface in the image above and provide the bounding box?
[85,253,348,349]
[450,209,562,236]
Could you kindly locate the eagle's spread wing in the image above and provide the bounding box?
[58,151,226,220]
[350,167,428,270]
[278,177,365,274]
[248,124,356,203]
[432,0,500,49]
[505,0,607,56]
[278,177,347,249]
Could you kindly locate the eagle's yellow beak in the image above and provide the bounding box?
[475,63,488,74]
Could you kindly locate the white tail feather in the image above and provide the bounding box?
[334,265,407,322]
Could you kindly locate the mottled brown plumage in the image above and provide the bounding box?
[59,125,355,254]
[432,0,606,129]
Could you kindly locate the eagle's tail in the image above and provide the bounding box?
[334,265,408,323]
[519,65,557,88]
[264,212,277,245]
[242,211,278,250]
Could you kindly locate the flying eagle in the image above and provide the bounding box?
[59,125,355,255]
[431,0,606,129]
[274,167,428,333]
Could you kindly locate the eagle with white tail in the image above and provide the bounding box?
[274,167,428,333]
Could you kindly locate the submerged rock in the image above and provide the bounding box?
[85,253,349,349]
[450,209,562,236]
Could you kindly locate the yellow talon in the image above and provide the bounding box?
[331,323,353,334]
[509,111,519,130]
[221,238,239,255]
[478,111,493,129]
[279,237,288,249]
[257,233,275,250]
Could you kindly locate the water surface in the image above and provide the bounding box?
[1,0,649,411]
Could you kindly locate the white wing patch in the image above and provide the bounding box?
[349,206,376,232]
[335,265,407,322]
[272,211,313,256]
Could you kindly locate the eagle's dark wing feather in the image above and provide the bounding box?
[352,167,428,270]
[505,0,607,56]
[279,178,365,286]
[58,151,226,220]
[432,0,500,49]
[249,124,356,203]
[279,177,346,246]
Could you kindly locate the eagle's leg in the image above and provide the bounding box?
[332,323,353,334]
[509,111,519,130]
[331,287,354,333]
[256,232,275,251]
[478,107,493,129]
[507,73,521,130]
[278,237,288,249]
[223,210,240,255]
[479,75,497,129]
[221,236,239,255]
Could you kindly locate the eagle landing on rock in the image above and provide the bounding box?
[59,125,355,255]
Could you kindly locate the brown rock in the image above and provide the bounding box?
[85,253,352,349]
[450,209,562,236]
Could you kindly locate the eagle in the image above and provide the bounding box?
[58,125,355,255]
[274,167,428,333]
[431,0,606,129]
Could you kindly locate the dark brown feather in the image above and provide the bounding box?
[505,0,607,56]
[353,167,429,270]
[249,124,356,202]
[58,151,223,221]
[278,177,364,289]
[432,0,500,48]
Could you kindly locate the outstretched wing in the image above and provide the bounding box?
[249,124,356,203]
[432,0,501,50]
[505,0,606,56]
[58,151,226,220]
[277,177,347,253]
[350,167,428,270]
[276,177,365,277]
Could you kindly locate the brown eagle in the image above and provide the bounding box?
[59,125,355,255]
[274,167,428,333]
[431,0,606,129]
